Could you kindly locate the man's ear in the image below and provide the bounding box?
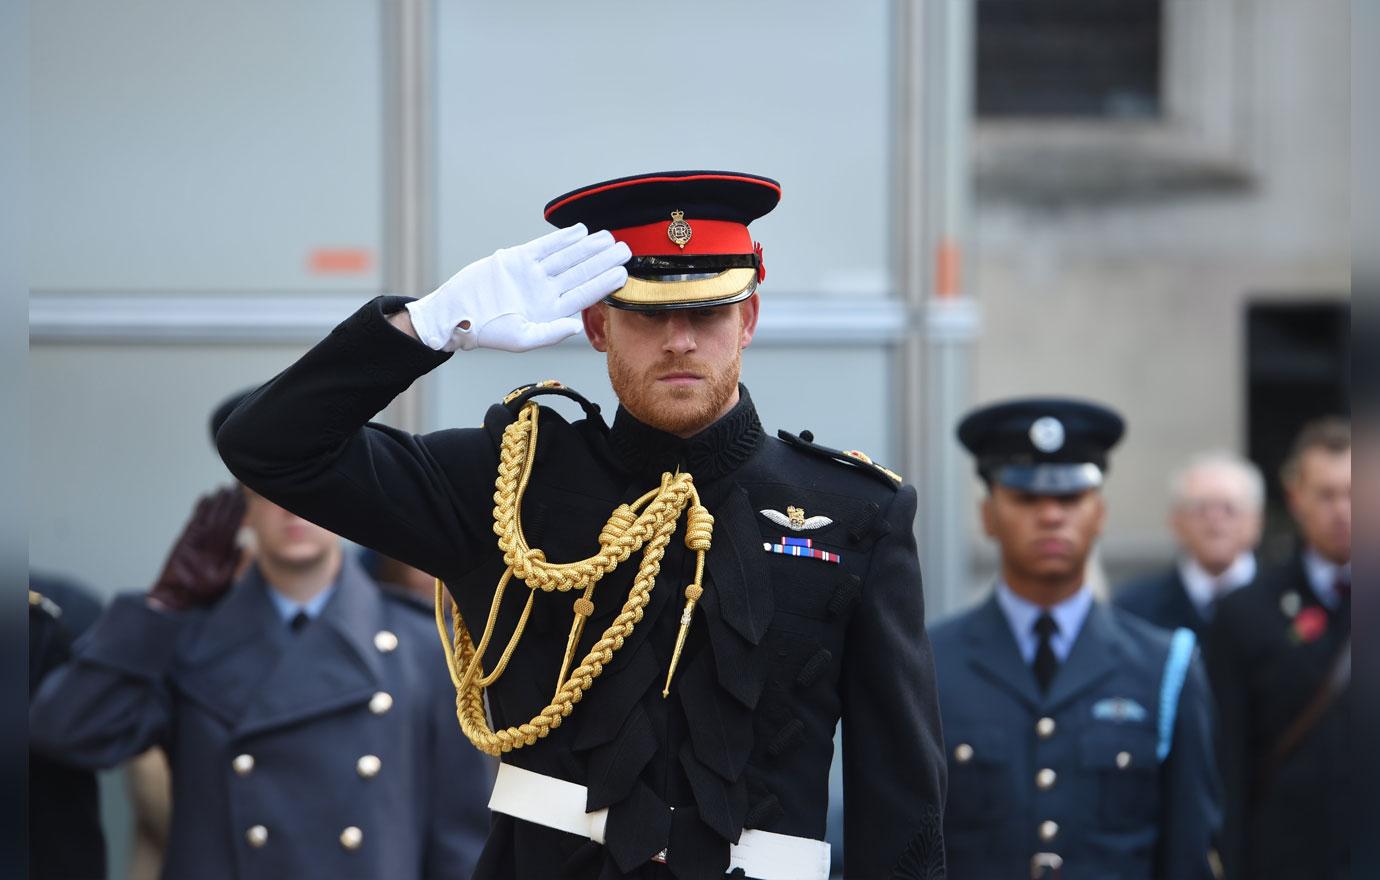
[738,292,761,349]
[582,303,610,353]
[980,493,997,538]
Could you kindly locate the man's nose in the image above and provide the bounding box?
[662,313,697,354]
[1035,497,1067,524]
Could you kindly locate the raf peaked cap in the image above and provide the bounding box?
[543,170,780,311]
[209,388,254,443]
[957,397,1125,494]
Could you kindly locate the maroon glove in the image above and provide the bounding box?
[147,487,247,612]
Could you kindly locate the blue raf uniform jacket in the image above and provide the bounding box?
[29,555,492,880]
[930,595,1221,880]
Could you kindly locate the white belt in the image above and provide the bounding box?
[489,763,831,880]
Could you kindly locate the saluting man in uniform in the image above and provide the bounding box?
[30,412,492,879]
[216,171,947,880]
[929,398,1221,880]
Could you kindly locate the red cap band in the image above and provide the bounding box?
[611,219,754,257]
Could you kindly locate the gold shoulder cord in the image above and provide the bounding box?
[434,401,713,756]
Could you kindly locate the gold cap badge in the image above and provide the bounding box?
[667,210,692,249]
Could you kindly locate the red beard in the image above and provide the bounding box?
[606,349,741,437]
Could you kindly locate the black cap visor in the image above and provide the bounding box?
[990,463,1104,495]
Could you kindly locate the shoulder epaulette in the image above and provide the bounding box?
[29,589,63,619]
[777,429,904,489]
[502,379,602,421]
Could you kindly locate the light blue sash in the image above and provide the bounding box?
[1156,628,1197,762]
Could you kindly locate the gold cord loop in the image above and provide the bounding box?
[434,402,713,756]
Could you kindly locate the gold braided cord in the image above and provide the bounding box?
[434,401,714,756]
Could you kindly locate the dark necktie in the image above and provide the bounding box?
[1033,613,1059,692]
[290,610,310,633]
[1335,572,1351,605]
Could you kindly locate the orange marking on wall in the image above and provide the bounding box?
[935,239,961,298]
[309,248,372,275]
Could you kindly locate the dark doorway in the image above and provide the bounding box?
[1246,299,1350,562]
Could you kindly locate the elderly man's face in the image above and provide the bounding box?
[1170,466,1263,575]
[1287,447,1351,565]
[583,295,759,437]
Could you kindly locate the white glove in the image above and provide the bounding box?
[405,224,631,352]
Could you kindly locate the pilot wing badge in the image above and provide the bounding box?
[760,506,833,531]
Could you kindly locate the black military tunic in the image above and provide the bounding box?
[216,295,948,880]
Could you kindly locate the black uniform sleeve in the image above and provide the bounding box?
[216,296,497,581]
[29,596,182,769]
[1205,608,1249,880]
[840,485,947,879]
[1157,650,1223,879]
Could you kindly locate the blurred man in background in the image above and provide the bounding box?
[930,398,1221,880]
[30,395,493,879]
[1116,451,1264,641]
[1207,417,1351,880]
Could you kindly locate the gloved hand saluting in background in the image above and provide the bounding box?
[146,486,246,612]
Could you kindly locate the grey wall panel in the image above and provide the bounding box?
[435,0,894,298]
[31,0,383,292]
[29,344,306,597]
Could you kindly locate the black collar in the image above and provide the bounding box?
[607,385,764,483]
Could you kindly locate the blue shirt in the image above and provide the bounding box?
[1302,547,1351,610]
[994,581,1093,664]
[267,582,337,625]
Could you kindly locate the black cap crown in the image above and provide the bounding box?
[957,397,1125,494]
[544,170,780,311]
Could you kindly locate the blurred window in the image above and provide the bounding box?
[976,0,1162,118]
[435,2,895,299]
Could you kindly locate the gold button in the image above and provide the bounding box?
[1116,750,1133,770]
[340,826,363,851]
[1036,768,1057,790]
[369,691,393,715]
[356,755,382,778]
[373,630,398,653]
[953,743,974,764]
[246,825,268,848]
[1036,717,1056,739]
[232,754,255,776]
[1039,820,1059,842]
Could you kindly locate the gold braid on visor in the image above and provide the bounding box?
[435,401,713,756]
[607,267,758,310]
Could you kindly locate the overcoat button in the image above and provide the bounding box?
[1116,750,1133,769]
[246,825,268,848]
[356,755,382,778]
[953,743,974,764]
[1036,717,1056,738]
[1036,768,1057,790]
[374,630,398,653]
[1039,820,1059,842]
[340,826,363,850]
[369,691,394,715]
[232,754,255,776]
